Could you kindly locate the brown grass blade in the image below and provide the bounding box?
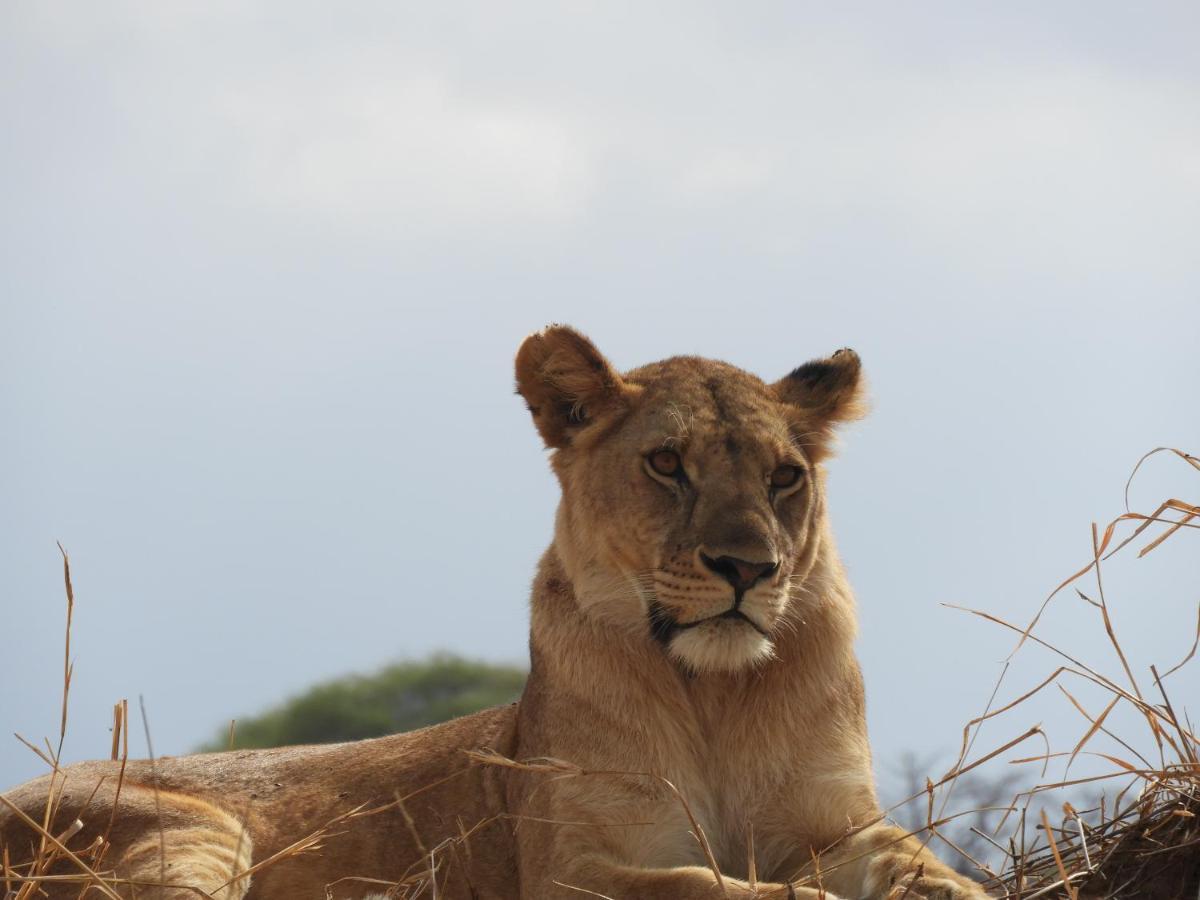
[1038,809,1076,900]
[0,795,123,900]
[1161,603,1200,680]
[1066,694,1120,772]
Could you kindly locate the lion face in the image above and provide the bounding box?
[516,327,865,674]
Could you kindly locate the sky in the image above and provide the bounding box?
[2,0,1198,822]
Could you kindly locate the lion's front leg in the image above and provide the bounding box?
[798,823,990,900]
[512,787,852,899]
[540,855,849,900]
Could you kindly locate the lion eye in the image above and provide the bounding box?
[770,465,804,489]
[648,449,682,478]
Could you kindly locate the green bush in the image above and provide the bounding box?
[201,655,526,751]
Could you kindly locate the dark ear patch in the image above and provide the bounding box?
[784,348,863,413]
[514,325,626,449]
[773,348,867,459]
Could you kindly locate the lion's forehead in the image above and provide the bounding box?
[624,359,792,457]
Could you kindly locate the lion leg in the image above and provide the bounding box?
[1,780,252,900]
[807,823,988,900]
[114,818,253,899]
[101,785,253,900]
[544,857,849,899]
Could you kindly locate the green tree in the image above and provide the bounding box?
[201,655,526,751]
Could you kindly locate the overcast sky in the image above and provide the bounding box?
[2,1,1197,815]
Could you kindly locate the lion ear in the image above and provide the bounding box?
[773,348,867,458]
[515,325,627,449]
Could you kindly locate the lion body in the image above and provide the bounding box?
[2,328,987,899]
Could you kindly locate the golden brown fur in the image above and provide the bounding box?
[1,326,988,899]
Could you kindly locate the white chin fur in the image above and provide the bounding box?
[667,621,775,674]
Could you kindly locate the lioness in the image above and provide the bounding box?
[2,326,988,899]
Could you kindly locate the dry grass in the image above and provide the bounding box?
[2,448,1196,899]
[883,447,1199,899]
[956,448,1200,900]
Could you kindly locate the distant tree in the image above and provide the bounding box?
[200,655,526,751]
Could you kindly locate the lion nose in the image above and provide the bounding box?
[700,554,779,593]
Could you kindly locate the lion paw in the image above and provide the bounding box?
[885,872,990,900]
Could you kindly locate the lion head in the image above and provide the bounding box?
[515,325,866,674]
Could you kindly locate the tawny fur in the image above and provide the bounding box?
[1,326,988,899]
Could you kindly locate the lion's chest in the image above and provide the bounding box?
[620,736,796,878]
[626,697,862,878]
